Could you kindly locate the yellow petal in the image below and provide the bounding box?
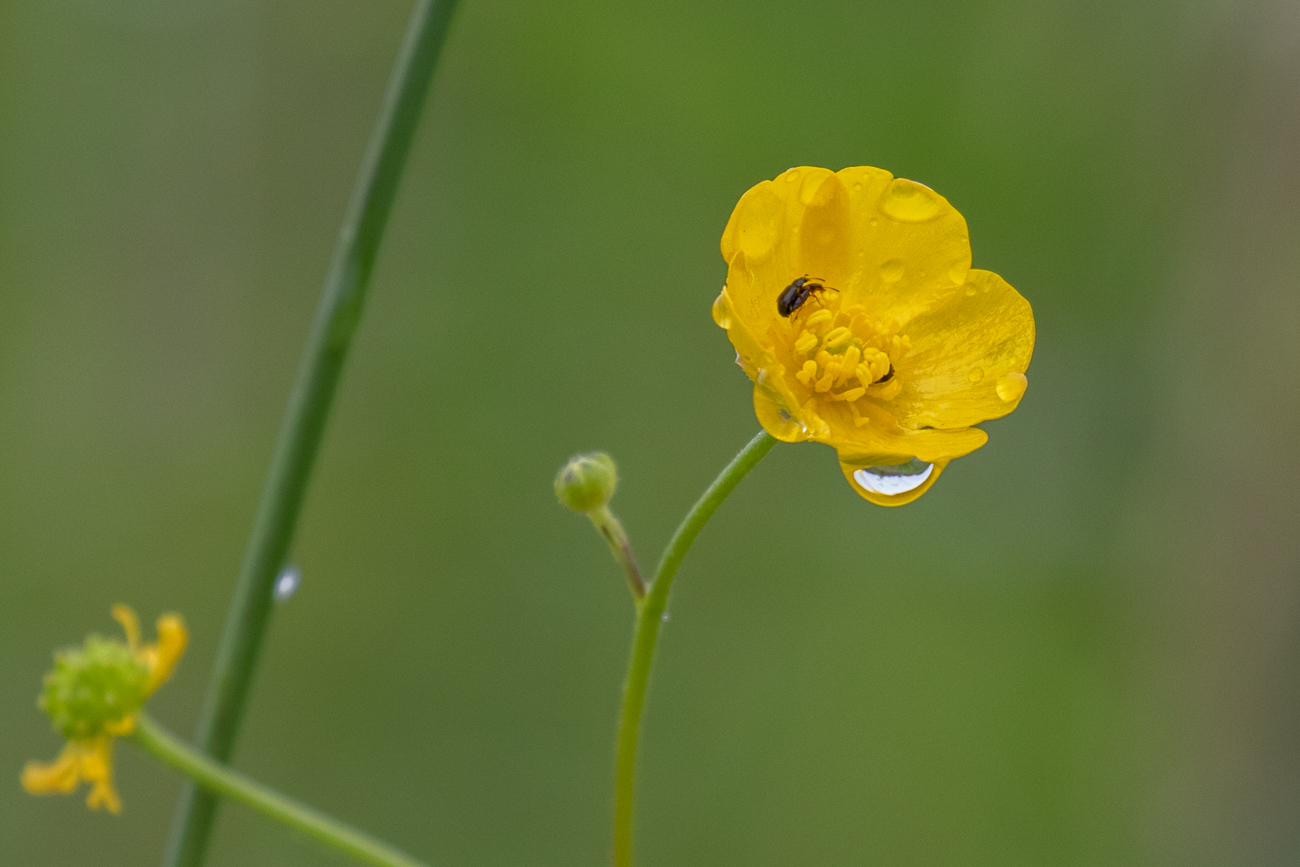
[834,167,972,320]
[720,180,784,265]
[721,168,835,329]
[799,173,852,289]
[21,736,123,813]
[889,269,1035,430]
[21,743,83,794]
[104,715,136,737]
[143,614,188,694]
[828,417,989,466]
[111,604,141,653]
[78,739,122,814]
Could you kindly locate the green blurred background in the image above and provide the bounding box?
[3,0,1299,864]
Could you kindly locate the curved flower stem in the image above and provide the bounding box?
[612,430,778,867]
[164,2,460,865]
[590,504,646,599]
[133,714,429,867]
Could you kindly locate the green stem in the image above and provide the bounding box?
[590,504,646,599]
[612,430,777,867]
[134,714,428,867]
[163,2,460,865]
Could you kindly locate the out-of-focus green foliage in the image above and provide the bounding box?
[2,1,1298,865]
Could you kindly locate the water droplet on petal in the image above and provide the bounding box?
[869,218,879,227]
[964,286,977,297]
[968,367,984,383]
[996,372,1028,402]
[879,179,942,222]
[949,264,968,285]
[854,459,935,496]
[879,259,904,283]
[274,565,302,601]
[711,290,733,328]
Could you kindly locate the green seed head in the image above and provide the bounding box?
[554,452,618,513]
[39,636,149,740]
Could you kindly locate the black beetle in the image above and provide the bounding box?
[776,276,835,317]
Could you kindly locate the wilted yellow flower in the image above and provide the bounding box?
[713,166,1034,505]
[22,605,187,813]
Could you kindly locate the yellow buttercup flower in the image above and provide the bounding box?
[22,605,188,813]
[713,166,1034,505]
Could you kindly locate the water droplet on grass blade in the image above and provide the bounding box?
[854,459,934,496]
[274,565,302,601]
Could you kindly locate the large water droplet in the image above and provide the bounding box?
[996,372,1028,402]
[879,259,904,283]
[854,459,934,496]
[879,179,942,222]
[274,565,302,601]
[968,367,984,383]
[711,290,732,328]
[949,264,968,285]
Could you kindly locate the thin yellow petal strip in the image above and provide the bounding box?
[22,736,123,814]
[111,604,141,652]
[143,614,189,694]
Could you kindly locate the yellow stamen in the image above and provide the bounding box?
[803,309,833,331]
[823,326,853,351]
[832,387,867,402]
[837,345,861,385]
[795,360,818,386]
[793,330,819,354]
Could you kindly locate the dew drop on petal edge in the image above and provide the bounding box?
[996,372,1029,403]
[854,460,935,496]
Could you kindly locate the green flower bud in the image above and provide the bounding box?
[554,452,618,512]
[40,636,149,740]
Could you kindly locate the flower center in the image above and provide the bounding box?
[773,292,909,428]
